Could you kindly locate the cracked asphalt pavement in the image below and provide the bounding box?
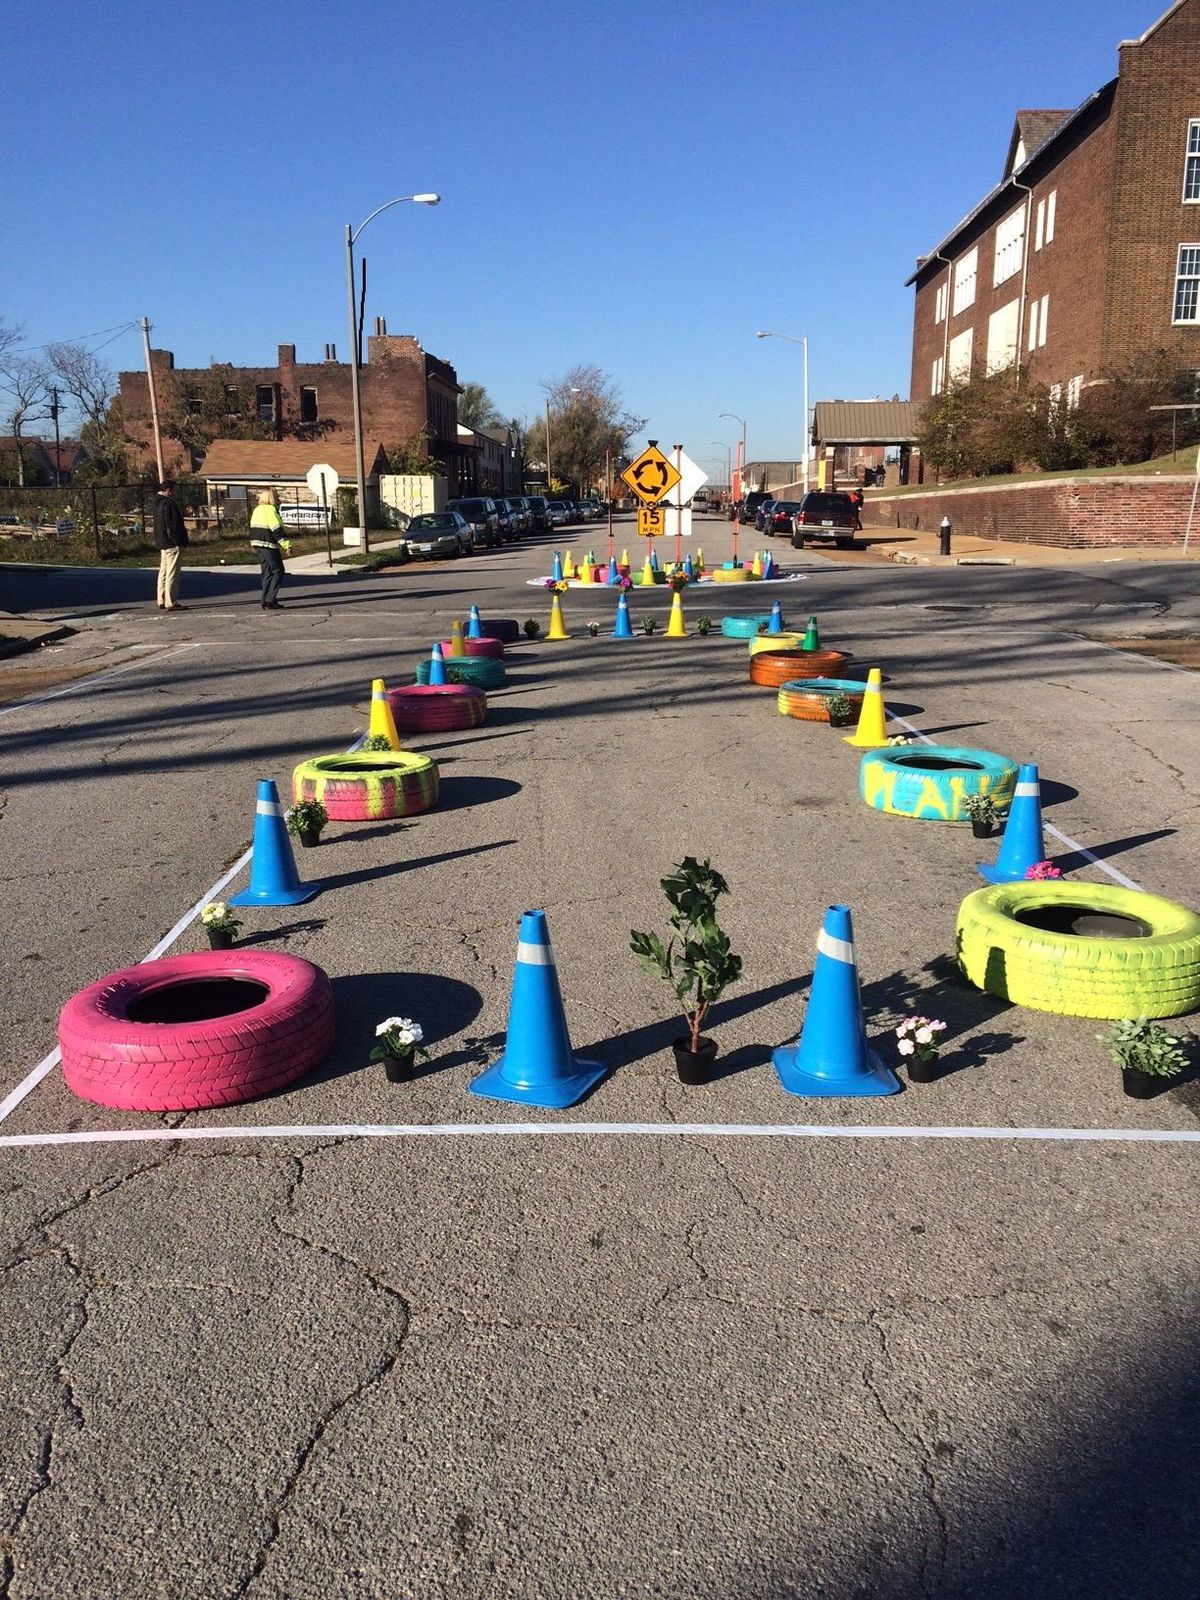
[1,523,1198,1598]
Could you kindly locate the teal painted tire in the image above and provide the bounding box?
[860,744,1018,823]
[721,615,770,639]
[957,881,1200,1019]
[416,656,506,690]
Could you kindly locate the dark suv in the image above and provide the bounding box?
[447,497,500,547]
[790,491,861,550]
[523,495,552,534]
[731,491,771,524]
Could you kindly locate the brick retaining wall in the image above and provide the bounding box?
[862,476,1197,548]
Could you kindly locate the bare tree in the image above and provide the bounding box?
[45,340,129,480]
[543,366,645,493]
[0,324,51,487]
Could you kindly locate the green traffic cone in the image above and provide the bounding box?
[802,615,820,651]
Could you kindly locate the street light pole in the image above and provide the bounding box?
[710,441,731,495]
[345,192,440,556]
[756,331,810,492]
[545,398,552,486]
[719,412,746,498]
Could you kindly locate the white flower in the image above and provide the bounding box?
[897,1038,915,1056]
[376,1016,422,1045]
[915,1027,933,1045]
[375,1017,405,1037]
[201,901,228,925]
[932,1020,948,1032]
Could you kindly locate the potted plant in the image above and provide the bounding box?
[895,1014,948,1083]
[286,798,329,849]
[630,856,743,1084]
[964,793,996,839]
[668,571,689,593]
[523,618,541,639]
[825,691,854,728]
[587,620,601,637]
[361,733,392,752]
[1100,1016,1188,1100]
[696,616,712,636]
[642,617,657,635]
[200,901,241,950]
[371,1015,430,1083]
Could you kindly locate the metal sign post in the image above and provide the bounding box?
[1184,446,1200,555]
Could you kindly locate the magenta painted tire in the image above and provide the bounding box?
[479,618,519,645]
[385,683,487,733]
[59,951,335,1112]
[437,636,505,659]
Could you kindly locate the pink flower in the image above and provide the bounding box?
[1025,861,1063,880]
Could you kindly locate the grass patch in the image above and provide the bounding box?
[0,527,341,568]
[1099,636,1200,671]
[868,449,1199,500]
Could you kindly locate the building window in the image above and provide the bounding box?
[948,326,973,382]
[952,247,978,315]
[299,386,318,424]
[1038,293,1049,347]
[987,299,1020,373]
[1184,121,1200,203]
[993,207,1025,286]
[185,386,202,416]
[1029,293,1050,350]
[224,385,241,416]
[256,385,276,423]
[1035,189,1058,249]
[934,281,948,324]
[1067,374,1083,410]
[1049,381,1063,415]
[1175,245,1200,323]
[931,355,945,394]
[1046,190,1056,244]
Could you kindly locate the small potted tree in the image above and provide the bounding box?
[825,691,854,728]
[200,901,241,950]
[696,616,712,636]
[630,857,743,1084]
[286,798,329,849]
[523,618,541,639]
[964,793,996,839]
[1100,1016,1188,1099]
[361,733,392,752]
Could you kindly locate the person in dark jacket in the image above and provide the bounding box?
[249,490,287,609]
[153,482,189,610]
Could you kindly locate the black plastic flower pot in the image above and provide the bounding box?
[297,828,321,849]
[381,1054,410,1084]
[1122,1066,1162,1100]
[205,929,235,951]
[906,1055,940,1084]
[672,1035,718,1085]
[971,819,993,839]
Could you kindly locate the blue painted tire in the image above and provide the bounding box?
[416,656,506,690]
[860,744,1018,823]
[721,615,770,638]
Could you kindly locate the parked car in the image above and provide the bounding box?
[446,497,500,547]
[524,495,552,534]
[754,499,777,533]
[491,500,516,541]
[764,499,803,536]
[579,499,606,521]
[503,496,533,536]
[404,511,473,559]
[730,491,771,524]
[546,500,571,527]
[790,491,862,550]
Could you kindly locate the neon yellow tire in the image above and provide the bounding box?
[749,631,805,655]
[956,881,1200,1019]
[711,567,751,583]
[293,751,440,821]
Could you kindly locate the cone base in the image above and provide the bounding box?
[771,1045,900,1098]
[229,882,320,907]
[843,733,889,749]
[468,1054,606,1109]
[977,861,1034,884]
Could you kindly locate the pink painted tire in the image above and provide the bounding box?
[479,618,519,645]
[437,636,505,659]
[385,683,487,734]
[58,951,335,1112]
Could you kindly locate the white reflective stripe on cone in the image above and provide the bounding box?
[816,930,854,964]
[256,800,284,817]
[1015,782,1039,797]
[516,941,554,966]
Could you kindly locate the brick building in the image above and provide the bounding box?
[908,0,1200,408]
[118,324,476,492]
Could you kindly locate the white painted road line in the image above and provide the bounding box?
[1,1121,1197,1150]
[888,710,1145,891]
[0,643,201,720]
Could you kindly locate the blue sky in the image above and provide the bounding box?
[2,0,1156,476]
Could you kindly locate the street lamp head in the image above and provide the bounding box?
[412,193,441,205]
[755,331,771,339]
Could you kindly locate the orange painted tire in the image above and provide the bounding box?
[750,649,850,687]
[777,678,866,722]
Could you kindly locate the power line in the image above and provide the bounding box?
[6,320,140,357]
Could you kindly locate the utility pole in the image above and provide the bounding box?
[49,386,62,488]
[140,316,165,483]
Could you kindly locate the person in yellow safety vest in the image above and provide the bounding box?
[249,490,290,610]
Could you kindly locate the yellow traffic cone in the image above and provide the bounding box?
[369,677,402,750]
[665,590,688,638]
[640,555,655,585]
[844,667,889,748]
[448,618,467,657]
[578,558,593,585]
[547,592,569,640]
[563,551,576,580]
[620,547,630,570]
[751,550,763,578]
[696,546,705,573]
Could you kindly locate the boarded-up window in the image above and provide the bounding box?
[300,386,318,424]
[952,248,978,315]
[948,327,974,382]
[993,207,1025,287]
[987,300,1020,374]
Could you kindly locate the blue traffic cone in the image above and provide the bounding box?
[606,556,619,585]
[683,555,694,578]
[229,779,319,907]
[650,547,660,572]
[467,604,483,639]
[773,905,899,1097]
[612,592,634,638]
[552,552,563,583]
[763,551,776,579]
[469,910,606,1108]
[767,599,784,633]
[426,642,449,686]
[979,763,1044,883]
